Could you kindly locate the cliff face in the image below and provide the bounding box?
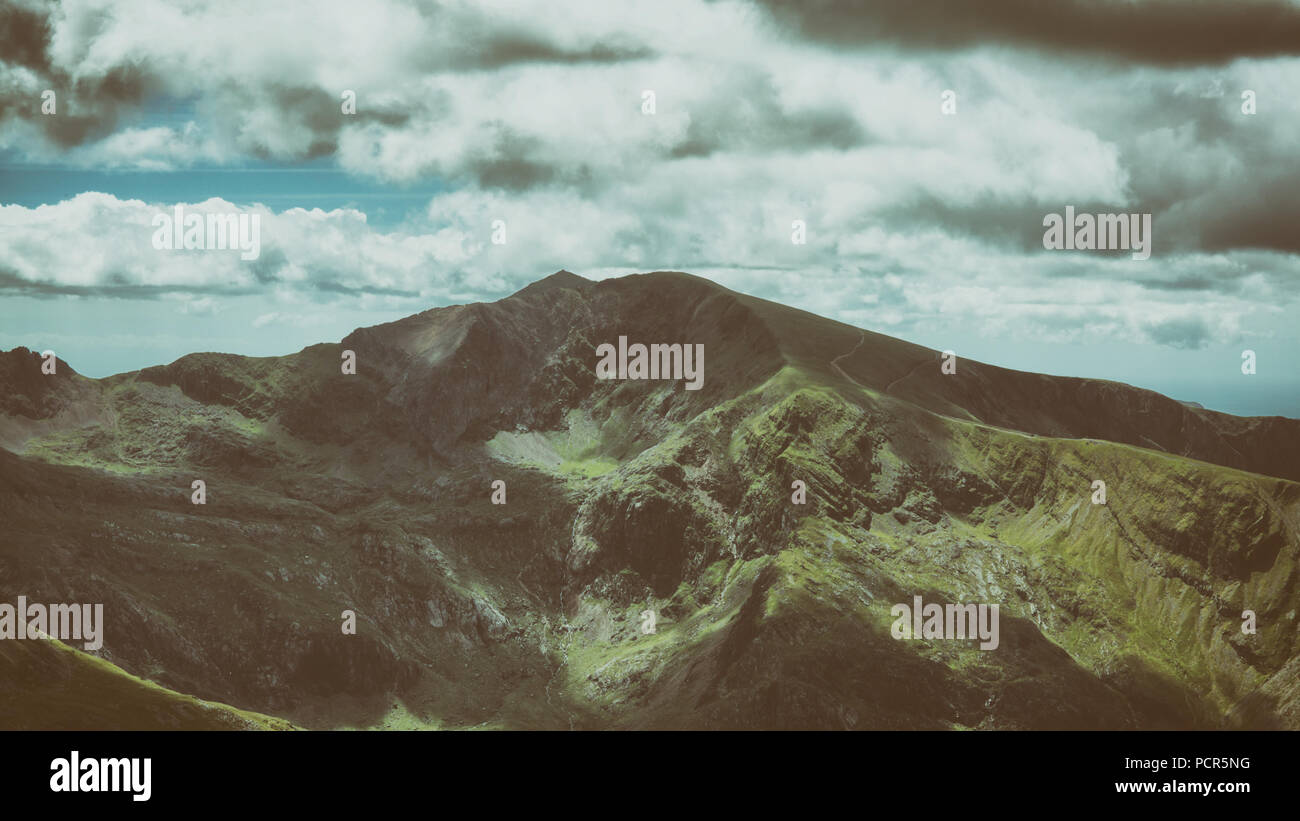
[1,270,1296,729]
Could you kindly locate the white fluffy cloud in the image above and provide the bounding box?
[4,188,1296,359]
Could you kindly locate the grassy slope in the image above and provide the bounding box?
[0,637,295,730]
[502,360,1298,728]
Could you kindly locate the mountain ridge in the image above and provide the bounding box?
[3,268,1296,480]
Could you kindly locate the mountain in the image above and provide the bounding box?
[1,270,1297,729]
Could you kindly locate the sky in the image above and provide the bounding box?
[0,0,1298,417]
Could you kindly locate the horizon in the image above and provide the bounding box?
[4,266,1296,420]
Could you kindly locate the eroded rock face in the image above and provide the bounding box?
[570,476,725,597]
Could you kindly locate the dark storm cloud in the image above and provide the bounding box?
[751,0,1300,65]
[461,127,560,190]
[0,268,263,299]
[1118,124,1300,256]
[0,4,50,71]
[0,50,163,148]
[892,189,1300,261]
[452,31,654,70]
[472,155,559,190]
[0,3,169,144]
[409,2,656,72]
[869,117,1300,259]
[227,86,346,161]
[1193,173,1300,254]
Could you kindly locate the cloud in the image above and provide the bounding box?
[3,187,1294,355]
[0,193,479,303]
[749,0,1300,65]
[1145,316,1213,349]
[3,0,1298,256]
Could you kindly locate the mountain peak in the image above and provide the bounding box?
[508,270,591,299]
